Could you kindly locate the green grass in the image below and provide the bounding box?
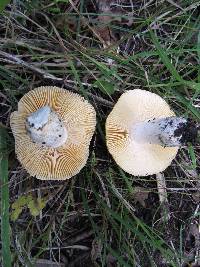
[0,0,10,12]
[0,128,11,267]
[0,0,200,266]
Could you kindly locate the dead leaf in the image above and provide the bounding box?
[95,25,113,46]
[186,223,200,243]
[54,14,79,32]
[132,186,150,207]
[192,191,200,202]
[95,0,133,46]
[106,253,117,267]
[185,222,200,266]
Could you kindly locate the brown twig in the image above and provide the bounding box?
[156,172,170,222]
[0,50,62,81]
[0,50,113,107]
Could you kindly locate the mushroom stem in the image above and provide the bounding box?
[132,116,197,147]
[26,106,68,148]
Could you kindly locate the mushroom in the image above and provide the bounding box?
[10,86,96,180]
[106,89,197,176]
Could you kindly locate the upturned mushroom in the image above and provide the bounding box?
[106,89,197,176]
[10,86,96,180]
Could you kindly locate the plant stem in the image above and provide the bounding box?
[0,127,11,267]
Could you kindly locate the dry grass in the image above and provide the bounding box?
[0,0,200,266]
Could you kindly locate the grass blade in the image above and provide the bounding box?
[0,0,10,12]
[0,127,11,267]
[149,29,184,83]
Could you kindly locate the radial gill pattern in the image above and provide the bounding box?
[10,86,96,180]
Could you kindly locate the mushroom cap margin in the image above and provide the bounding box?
[106,89,179,176]
[10,86,96,180]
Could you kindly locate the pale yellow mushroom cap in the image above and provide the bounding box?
[106,89,178,176]
[10,86,96,180]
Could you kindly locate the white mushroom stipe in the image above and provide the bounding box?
[26,106,51,130]
[26,106,68,148]
[131,116,188,147]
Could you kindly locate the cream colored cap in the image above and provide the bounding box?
[106,89,178,176]
[10,86,96,180]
